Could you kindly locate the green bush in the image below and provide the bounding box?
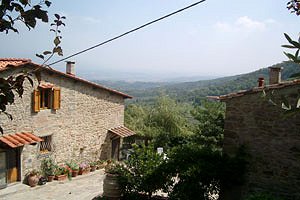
[118,144,173,198]
[166,144,248,200]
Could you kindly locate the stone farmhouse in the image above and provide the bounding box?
[0,58,135,187]
[211,67,300,199]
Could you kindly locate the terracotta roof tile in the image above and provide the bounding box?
[109,126,136,138]
[0,132,43,148]
[0,58,31,70]
[39,81,55,89]
[208,79,300,101]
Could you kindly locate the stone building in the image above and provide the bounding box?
[212,67,300,199]
[0,58,135,188]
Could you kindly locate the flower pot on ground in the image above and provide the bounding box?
[27,170,40,187]
[47,175,55,182]
[66,161,79,177]
[55,164,72,181]
[55,174,67,181]
[78,162,90,175]
[72,170,79,177]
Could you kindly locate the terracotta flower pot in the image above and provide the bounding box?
[90,166,96,172]
[28,175,39,187]
[72,170,79,177]
[47,175,55,182]
[55,174,67,181]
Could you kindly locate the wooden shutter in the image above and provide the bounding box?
[52,88,61,110]
[33,89,40,112]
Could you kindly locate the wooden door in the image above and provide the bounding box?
[7,149,19,183]
[111,138,120,160]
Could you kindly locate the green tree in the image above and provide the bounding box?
[0,0,51,33]
[191,100,225,148]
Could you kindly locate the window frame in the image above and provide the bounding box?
[39,88,52,110]
[39,135,53,154]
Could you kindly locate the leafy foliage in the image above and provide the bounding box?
[191,101,225,148]
[125,96,193,149]
[287,0,300,15]
[0,0,52,33]
[166,145,248,200]
[118,144,172,198]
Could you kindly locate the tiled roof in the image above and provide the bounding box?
[0,58,31,70]
[208,79,300,101]
[0,132,43,148]
[109,126,136,138]
[0,58,132,99]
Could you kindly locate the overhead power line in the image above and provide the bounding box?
[49,0,206,66]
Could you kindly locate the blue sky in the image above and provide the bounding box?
[1,0,299,81]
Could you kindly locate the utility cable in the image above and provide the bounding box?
[49,0,206,66]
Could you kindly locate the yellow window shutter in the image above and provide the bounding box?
[52,87,61,110]
[33,89,40,112]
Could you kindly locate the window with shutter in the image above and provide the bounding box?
[33,86,61,112]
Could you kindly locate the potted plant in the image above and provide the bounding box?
[78,162,90,175]
[41,157,56,182]
[54,164,71,181]
[27,169,40,187]
[67,161,79,177]
[89,161,97,172]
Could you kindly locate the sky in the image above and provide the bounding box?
[1,0,299,81]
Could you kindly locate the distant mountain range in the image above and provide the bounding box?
[94,61,300,104]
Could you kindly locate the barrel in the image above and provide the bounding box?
[103,173,121,200]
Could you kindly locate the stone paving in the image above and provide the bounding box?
[0,169,105,200]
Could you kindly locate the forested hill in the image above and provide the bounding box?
[94,61,300,104]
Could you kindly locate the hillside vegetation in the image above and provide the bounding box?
[96,61,300,105]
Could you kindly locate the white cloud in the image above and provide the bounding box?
[214,16,276,32]
[236,16,266,31]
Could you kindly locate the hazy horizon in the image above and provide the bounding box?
[1,1,298,79]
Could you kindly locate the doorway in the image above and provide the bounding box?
[111,138,120,160]
[6,149,20,183]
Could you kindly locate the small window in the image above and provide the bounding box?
[40,88,51,109]
[40,135,52,153]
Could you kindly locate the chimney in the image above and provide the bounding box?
[258,77,264,87]
[268,67,282,85]
[66,61,75,76]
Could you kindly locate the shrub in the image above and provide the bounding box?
[118,144,173,198]
[166,144,248,200]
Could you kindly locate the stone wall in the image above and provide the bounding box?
[0,67,125,179]
[222,85,300,199]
